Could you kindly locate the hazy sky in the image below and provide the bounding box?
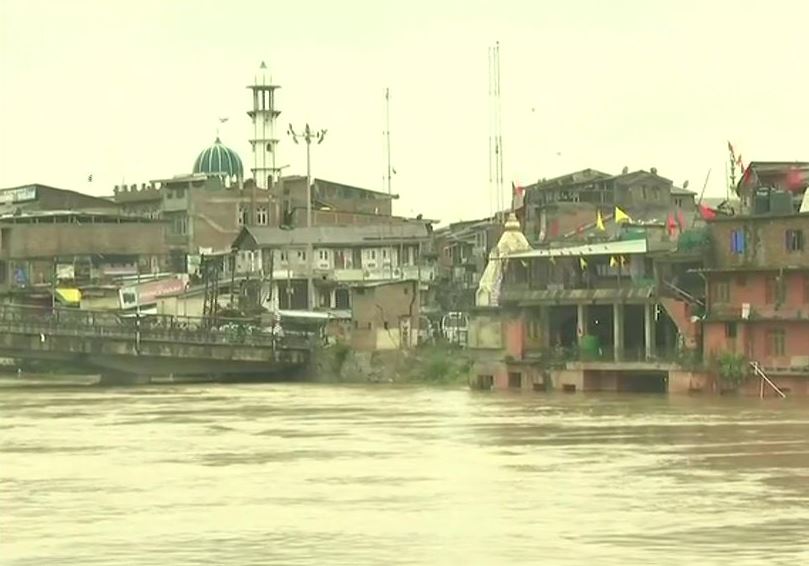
[1,0,807,224]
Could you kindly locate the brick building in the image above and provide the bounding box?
[701,212,809,394]
[521,168,696,244]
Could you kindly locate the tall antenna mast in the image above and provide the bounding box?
[385,88,392,197]
[487,46,494,218]
[487,42,505,218]
[495,41,504,217]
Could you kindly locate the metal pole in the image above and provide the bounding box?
[306,134,313,311]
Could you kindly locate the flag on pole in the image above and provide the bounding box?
[699,204,717,220]
[579,257,588,270]
[596,209,606,231]
[615,207,631,224]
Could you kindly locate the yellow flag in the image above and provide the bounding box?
[615,207,632,224]
[609,256,618,267]
[579,257,588,270]
[596,209,606,231]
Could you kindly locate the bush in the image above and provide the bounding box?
[716,352,748,387]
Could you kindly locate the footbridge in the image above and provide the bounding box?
[0,304,312,382]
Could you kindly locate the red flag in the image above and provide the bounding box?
[677,209,686,230]
[699,204,717,220]
[667,213,677,236]
[512,182,525,209]
[786,167,805,192]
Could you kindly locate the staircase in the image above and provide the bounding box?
[663,280,704,308]
[750,361,787,399]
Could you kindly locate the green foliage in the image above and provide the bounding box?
[716,352,748,387]
[412,345,473,385]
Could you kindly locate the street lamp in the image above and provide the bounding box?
[287,123,327,311]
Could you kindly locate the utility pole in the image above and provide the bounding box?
[287,123,327,311]
[385,88,392,197]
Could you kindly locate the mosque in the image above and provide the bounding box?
[112,61,397,266]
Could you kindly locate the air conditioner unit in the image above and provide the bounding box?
[366,262,377,269]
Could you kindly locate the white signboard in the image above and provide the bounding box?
[0,186,37,205]
[56,264,75,281]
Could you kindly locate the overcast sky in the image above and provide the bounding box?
[1,0,807,224]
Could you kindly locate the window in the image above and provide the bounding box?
[382,249,388,259]
[786,229,804,252]
[730,229,746,254]
[767,328,786,356]
[383,321,389,330]
[296,251,306,261]
[279,251,288,262]
[256,206,268,225]
[764,277,784,304]
[370,250,377,260]
[508,372,522,388]
[237,205,247,226]
[804,275,809,304]
[725,322,737,339]
[318,250,328,260]
[713,281,730,303]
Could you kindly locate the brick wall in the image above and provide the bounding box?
[709,215,809,269]
[2,222,165,258]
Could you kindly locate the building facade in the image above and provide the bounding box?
[232,222,435,312]
[702,213,809,394]
[350,279,420,351]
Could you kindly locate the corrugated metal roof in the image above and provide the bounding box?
[509,238,647,259]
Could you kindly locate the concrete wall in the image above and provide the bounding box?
[468,312,503,349]
[669,370,716,394]
[351,280,418,351]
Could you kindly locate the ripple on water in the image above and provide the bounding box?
[3,384,809,566]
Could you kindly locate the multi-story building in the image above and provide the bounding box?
[273,176,397,227]
[432,216,503,311]
[468,213,702,393]
[0,210,166,303]
[232,222,435,312]
[521,167,696,244]
[701,212,809,394]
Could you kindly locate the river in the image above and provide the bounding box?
[2,381,809,565]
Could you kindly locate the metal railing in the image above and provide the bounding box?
[750,361,787,399]
[0,304,310,350]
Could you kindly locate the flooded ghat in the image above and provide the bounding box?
[3,383,809,565]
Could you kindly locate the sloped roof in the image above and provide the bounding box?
[233,222,431,249]
[510,238,647,259]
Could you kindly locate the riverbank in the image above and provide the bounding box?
[312,343,474,385]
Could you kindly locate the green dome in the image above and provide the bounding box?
[193,137,243,179]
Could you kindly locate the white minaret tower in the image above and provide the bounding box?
[247,62,281,190]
